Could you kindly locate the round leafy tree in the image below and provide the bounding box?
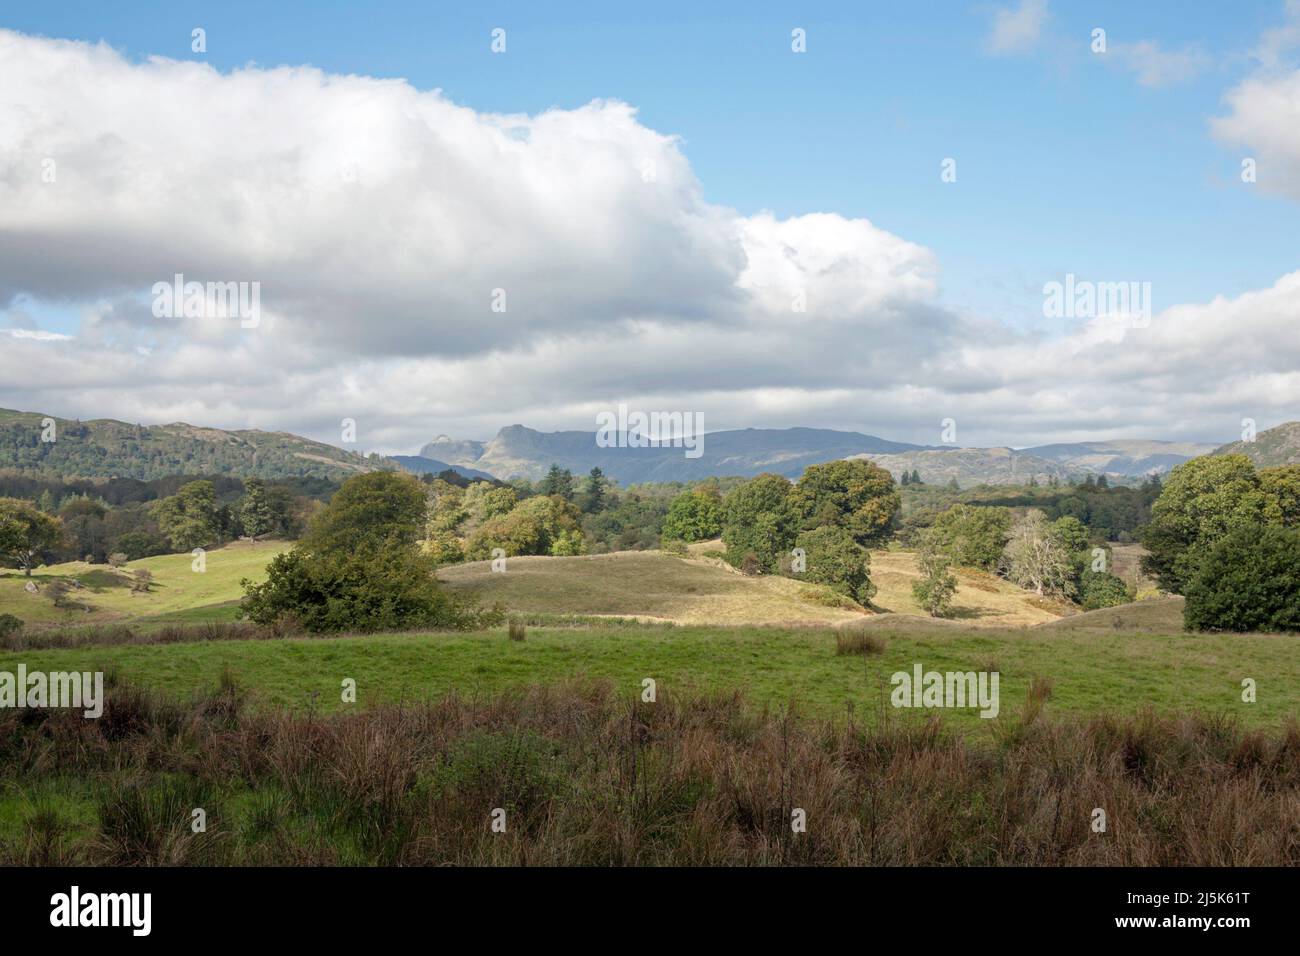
[721,473,797,572]
[1140,455,1277,594]
[794,525,875,605]
[1183,524,1300,632]
[792,459,900,547]
[662,486,723,542]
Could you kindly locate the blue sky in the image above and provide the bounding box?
[7,0,1296,330]
[2,2,1298,448]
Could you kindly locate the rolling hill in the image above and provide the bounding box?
[0,408,397,481]
[0,538,288,627]
[437,547,1065,628]
[1211,421,1300,467]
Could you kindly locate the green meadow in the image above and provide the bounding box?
[1,622,1292,731]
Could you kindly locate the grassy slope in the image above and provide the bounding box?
[0,539,288,627]
[438,550,867,626]
[440,546,1065,628]
[867,550,1065,624]
[0,620,1291,730]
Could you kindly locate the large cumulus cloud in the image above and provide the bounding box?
[0,28,1297,452]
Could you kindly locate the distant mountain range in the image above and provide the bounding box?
[4,405,1293,487]
[1020,439,1221,476]
[421,425,929,484]
[419,424,1231,486]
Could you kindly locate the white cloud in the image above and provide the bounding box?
[1105,40,1209,88]
[1,328,71,342]
[1213,70,1300,198]
[985,0,1048,56]
[1212,3,1300,201]
[0,28,1296,452]
[1257,0,1300,70]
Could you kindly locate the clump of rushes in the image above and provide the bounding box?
[508,620,527,642]
[835,628,886,656]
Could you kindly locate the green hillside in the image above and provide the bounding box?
[0,539,288,627]
[0,408,396,481]
[1212,421,1300,467]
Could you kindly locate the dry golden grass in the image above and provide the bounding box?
[439,550,867,627]
[1037,595,1186,633]
[440,547,1067,628]
[866,550,1065,626]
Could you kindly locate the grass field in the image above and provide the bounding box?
[3,539,1286,732]
[0,539,288,628]
[1,615,1292,729]
[1,539,1294,869]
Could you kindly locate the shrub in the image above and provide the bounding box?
[107,552,128,569]
[1079,568,1133,611]
[912,530,958,617]
[0,613,22,640]
[1183,524,1300,632]
[241,540,491,633]
[798,586,861,610]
